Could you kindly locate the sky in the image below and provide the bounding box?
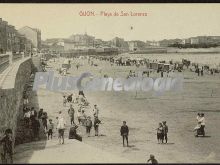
[0,4,220,41]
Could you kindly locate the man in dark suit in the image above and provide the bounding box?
[120,121,129,147]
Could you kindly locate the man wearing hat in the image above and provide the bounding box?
[147,154,158,164]
[162,121,168,143]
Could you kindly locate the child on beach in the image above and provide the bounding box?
[147,154,158,164]
[57,111,66,144]
[47,119,54,140]
[156,123,164,144]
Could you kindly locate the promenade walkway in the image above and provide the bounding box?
[0,57,31,89]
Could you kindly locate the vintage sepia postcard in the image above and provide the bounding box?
[0,3,220,164]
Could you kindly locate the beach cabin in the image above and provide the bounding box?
[150,62,158,70]
[146,62,150,68]
[158,63,164,70]
[177,63,183,70]
[163,64,170,71]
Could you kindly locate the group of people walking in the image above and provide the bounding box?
[67,92,102,137]
[53,91,103,145]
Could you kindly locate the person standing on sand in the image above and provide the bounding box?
[94,116,101,136]
[85,116,92,137]
[120,121,129,147]
[68,104,75,125]
[201,69,204,76]
[57,111,66,144]
[194,113,202,133]
[47,119,54,140]
[76,109,82,125]
[147,154,158,164]
[162,121,168,143]
[156,123,164,144]
[198,113,205,135]
[93,105,99,118]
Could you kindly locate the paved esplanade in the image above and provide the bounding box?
[0,57,31,89]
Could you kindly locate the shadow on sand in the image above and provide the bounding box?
[161,142,175,145]
[196,135,211,138]
[123,145,140,152]
[127,145,135,148]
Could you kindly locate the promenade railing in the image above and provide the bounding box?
[0,54,10,74]
[12,53,22,62]
[0,52,30,74]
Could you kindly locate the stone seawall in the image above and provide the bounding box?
[0,58,36,147]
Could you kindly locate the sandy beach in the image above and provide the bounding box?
[13,54,220,163]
